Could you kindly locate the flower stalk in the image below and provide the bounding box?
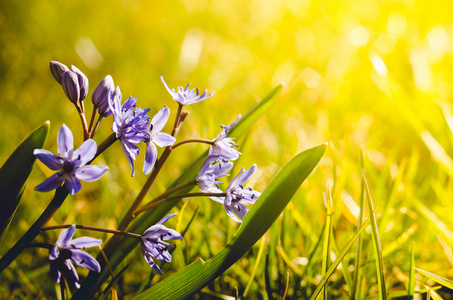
[41,225,141,239]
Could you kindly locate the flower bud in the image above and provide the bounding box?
[61,71,80,104]
[99,85,120,117]
[49,61,69,85]
[70,65,89,101]
[92,75,114,106]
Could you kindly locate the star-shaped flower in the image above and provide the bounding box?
[140,213,182,275]
[225,164,261,223]
[143,106,176,175]
[49,225,102,289]
[196,155,233,203]
[34,124,109,195]
[109,91,150,176]
[209,115,241,160]
[161,76,214,105]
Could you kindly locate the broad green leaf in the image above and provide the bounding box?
[363,175,388,300]
[309,219,370,300]
[76,84,284,297]
[415,268,453,290]
[134,143,327,299]
[0,121,50,244]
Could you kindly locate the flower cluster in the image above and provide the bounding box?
[28,61,263,293]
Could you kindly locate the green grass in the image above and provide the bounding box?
[3,0,453,298]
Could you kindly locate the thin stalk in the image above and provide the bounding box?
[90,115,103,139]
[75,102,89,140]
[88,105,98,135]
[20,243,53,250]
[172,104,183,134]
[134,192,226,217]
[143,180,197,206]
[171,139,213,150]
[41,225,141,239]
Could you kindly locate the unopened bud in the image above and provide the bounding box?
[70,65,89,101]
[50,61,69,84]
[92,75,114,106]
[99,85,120,117]
[61,71,80,104]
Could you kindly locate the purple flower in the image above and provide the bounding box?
[225,164,261,223]
[70,65,89,101]
[209,115,241,160]
[92,75,115,117]
[143,106,176,175]
[50,61,69,84]
[49,225,102,289]
[196,155,233,203]
[140,213,182,275]
[109,92,150,176]
[34,124,109,195]
[161,76,214,105]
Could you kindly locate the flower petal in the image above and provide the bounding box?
[140,242,163,275]
[160,76,175,97]
[49,261,61,283]
[63,260,80,289]
[69,250,101,273]
[68,237,102,249]
[224,204,242,223]
[75,165,109,182]
[121,141,136,177]
[56,225,76,248]
[65,174,82,195]
[153,132,176,148]
[49,245,60,260]
[72,139,97,167]
[236,164,257,186]
[143,142,158,175]
[35,172,65,192]
[33,149,63,170]
[57,124,74,159]
[151,106,170,133]
[157,213,177,225]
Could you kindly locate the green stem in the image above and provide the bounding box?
[133,192,226,217]
[171,139,213,150]
[88,105,98,136]
[144,180,197,205]
[41,225,141,239]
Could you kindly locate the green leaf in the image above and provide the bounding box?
[76,84,284,298]
[415,268,453,290]
[309,218,370,300]
[408,242,415,298]
[0,121,50,244]
[134,143,327,300]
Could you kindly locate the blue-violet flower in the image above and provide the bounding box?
[161,76,214,105]
[209,115,241,160]
[34,124,109,195]
[109,91,150,176]
[196,155,233,203]
[140,213,182,275]
[49,225,102,289]
[225,164,261,223]
[143,105,176,175]
[92,75,115,117]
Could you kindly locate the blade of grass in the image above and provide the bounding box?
[408,242,415,299]
[321,188,333,300]
[243,236,266,297]
[415,268,453,290]
[265,253,275,300]
[309,219,370,300]
[363,175,387,300]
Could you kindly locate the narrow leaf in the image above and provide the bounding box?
[134,143,327,299]
[0,121,50,244]
[415,268,453,290]
[363,175,387,300]
[321,190,333,299]
[309,219,370,300]
[408,242,415,298]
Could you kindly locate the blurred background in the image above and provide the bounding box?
[2,0,453,298]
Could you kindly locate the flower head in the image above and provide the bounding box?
[143,106,176,175]
[225,164,261,223]
[161,76,214,105]
[34,124,109,195]
[109,92,150,176]
[196,155,233,203]
[49,225,102,289]
[140,213,182,275]
[209,115,241,160]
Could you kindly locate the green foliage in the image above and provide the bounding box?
[0,121,49,244]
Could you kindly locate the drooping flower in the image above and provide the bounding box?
[109,92,150,176]
[139,213,182,275]
[49,225,102,289]
[161,76,214,105]
[196,155,233,203]
[34,124,109,195]
[224,164,261,223]
[209,115,241,160]
[143,106,176,175]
